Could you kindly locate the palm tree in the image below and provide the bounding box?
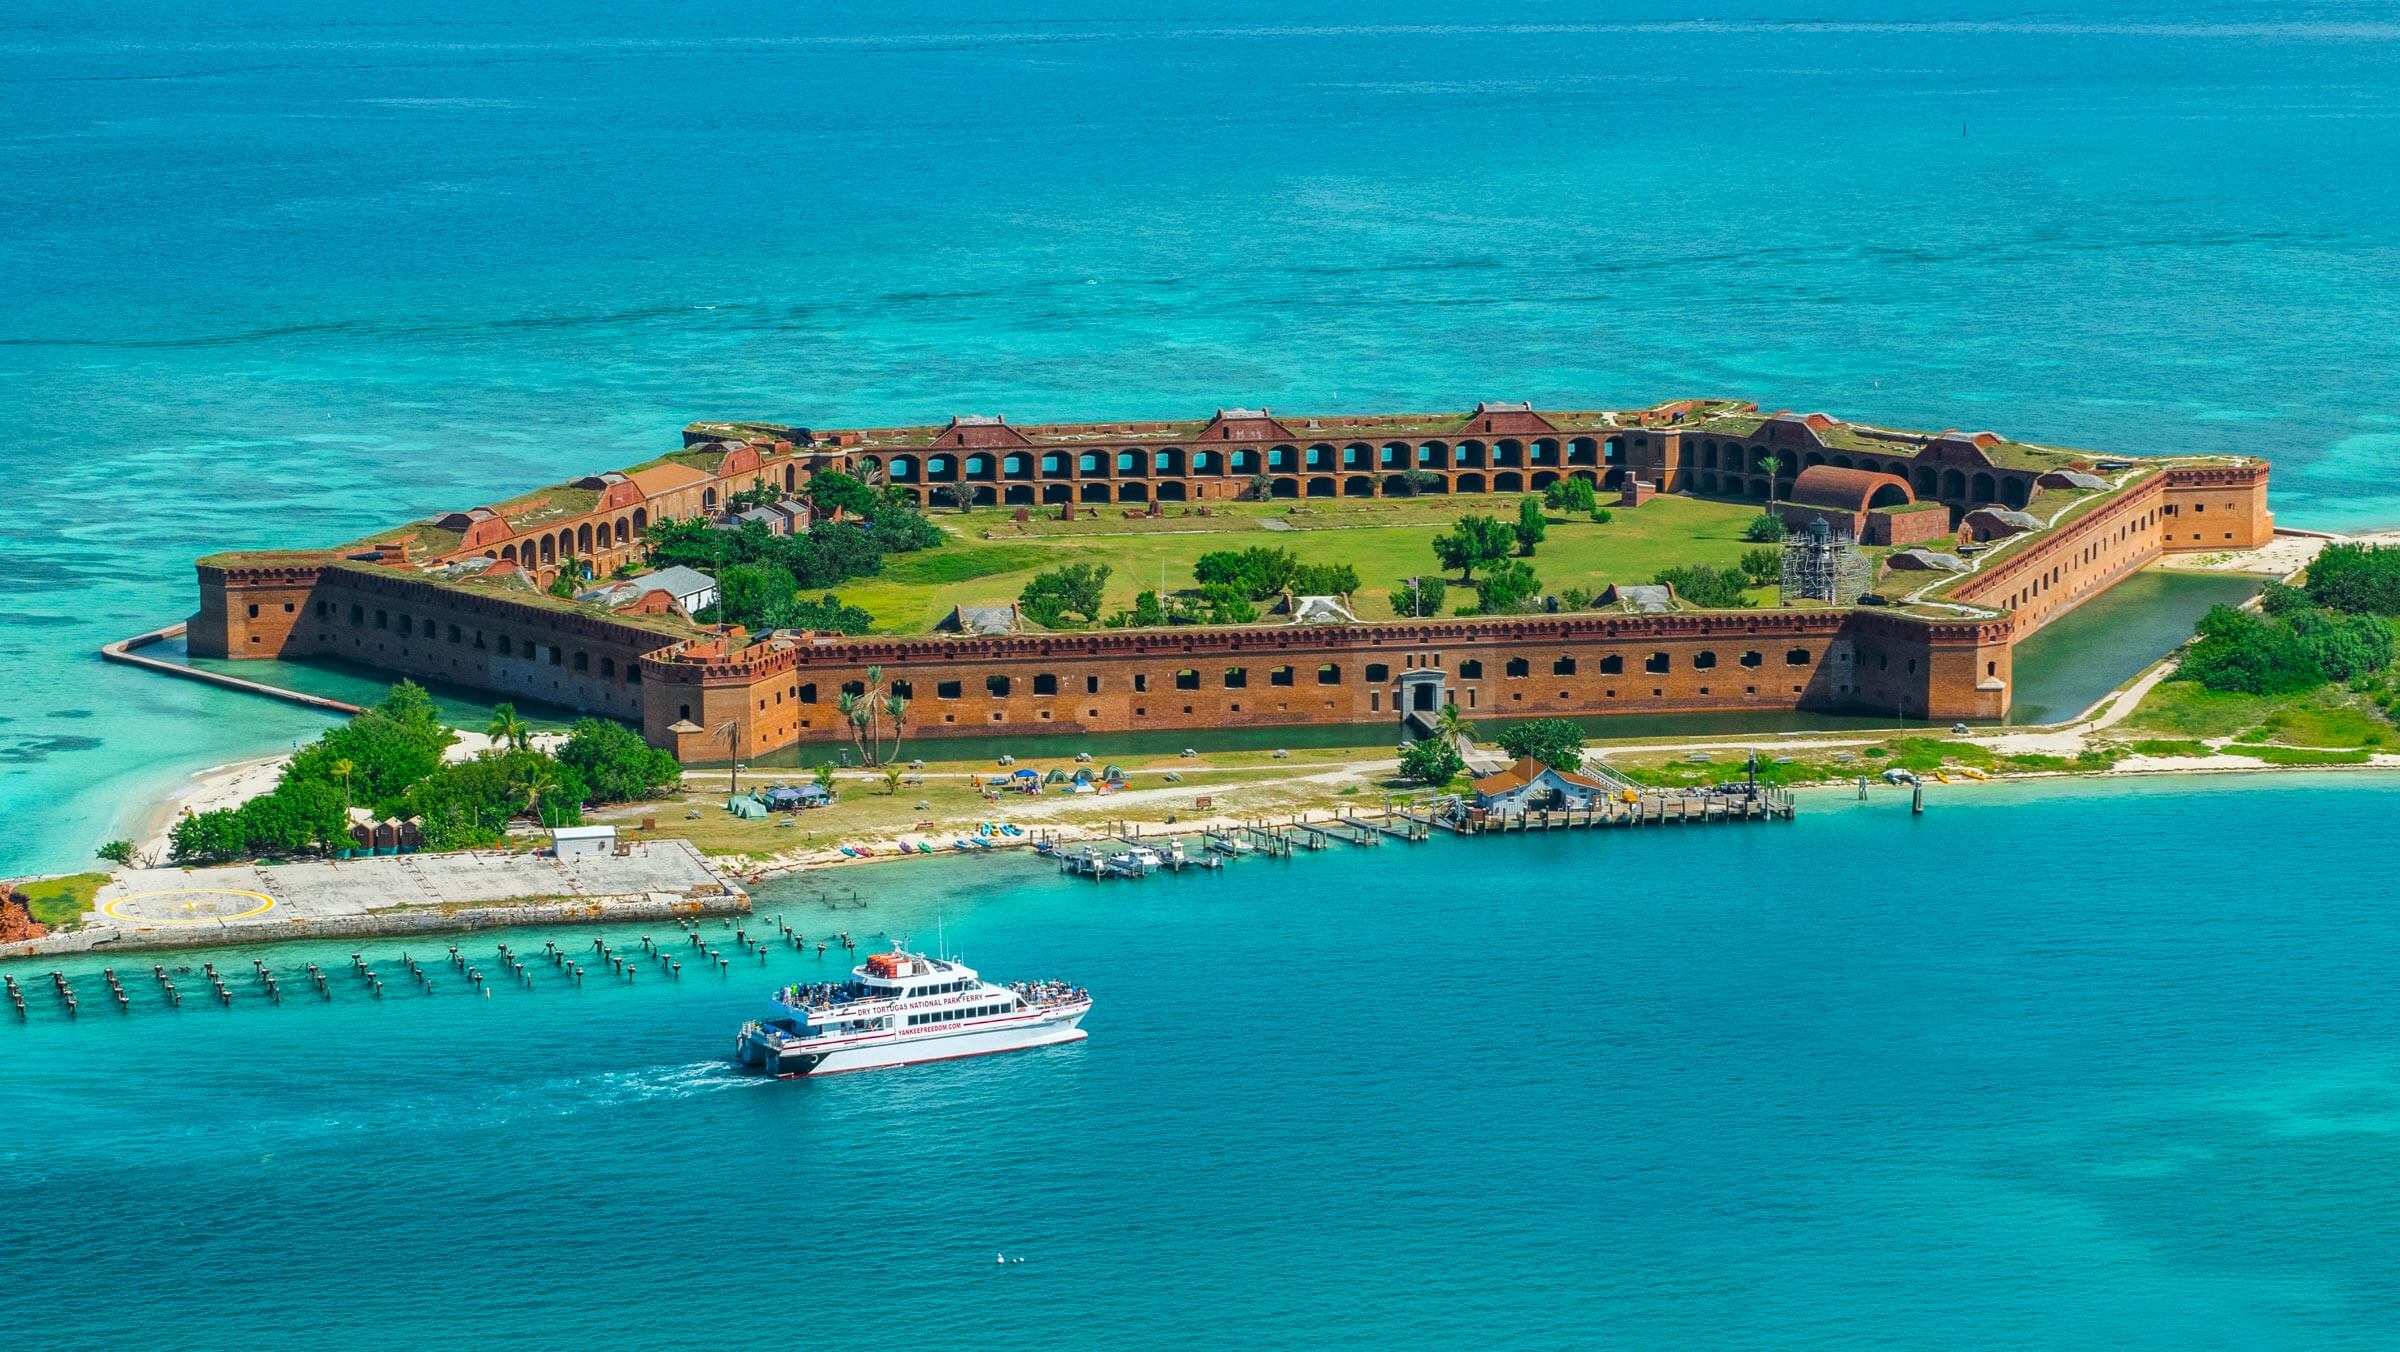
[882,765,903,796]
[1433,702,1472,754]
[812,763,840,797]
[883,694,910,766]
[486,703,530,753]
[332,757,356,817]
[515,759,563,827]
[714,719,744,797]
[835,691,863,764]
[868,667,897,763]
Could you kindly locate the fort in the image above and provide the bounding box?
[182,398,2273,761]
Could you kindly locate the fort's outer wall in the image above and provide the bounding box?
[640,611,2015,759]
[2161,463,2273,551]
[1952,463,2271,639]
[194,563,685,721]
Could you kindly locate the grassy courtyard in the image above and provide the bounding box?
[836,493,1774,632]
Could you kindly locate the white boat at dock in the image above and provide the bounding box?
[735,944,1090,1077]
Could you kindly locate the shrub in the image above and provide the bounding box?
[1744,513,1788,543]
[1590,507,1613,525]
[1391,575,1447,619]
[1653,563,1752,609]
[1495,718,1585,772]
[1557,586,1595,611]
[1737,546,1782,587]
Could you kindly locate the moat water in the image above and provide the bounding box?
[4,2,2398,873]
[9,773,2400,1348]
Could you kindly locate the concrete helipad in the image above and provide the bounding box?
[12,840,746,956]
[101,887,276,925]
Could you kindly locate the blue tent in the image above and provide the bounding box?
[1010,768,1040,781]
[764,786,808,809]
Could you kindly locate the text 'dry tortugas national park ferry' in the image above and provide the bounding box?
[735,945,1091,1076]
[177,396,2272,757]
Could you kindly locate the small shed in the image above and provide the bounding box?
[551,824,617,858]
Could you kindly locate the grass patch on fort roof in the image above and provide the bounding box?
[15,872,107,929]
[840,494,1769,633]
[876,542,1054,587]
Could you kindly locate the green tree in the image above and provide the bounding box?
[1398,736,1466,786]
[802,470,879,518]
[557,718,682,802]
[713,562,798,630]
[1432,514,1516,582]
[547,566,581,598]
[812,763,840,795]
[1543,477,1599,514]
[1513,497,1548,555]
[883,765,904,796]
[1193,546,1298,600]
[1744,513,1788,543]
[1475,559,1542,614]
[1291,561,1361,596]
[2305,543,2400,614]
[1737,546,1783,587]
[1391,575,1447,619]
[2287,607,2396,682]
[96,839,136,867]
[1495,718,1586,772]
[771,593,874,634]
[2178,605,2324,695]
[1190,583,1259,625]
[1019,562,1112,627]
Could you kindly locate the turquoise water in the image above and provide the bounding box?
[8,772,2400,1347]
[6,3,2400,874]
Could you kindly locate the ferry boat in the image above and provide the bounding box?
[734,944,1091,1077]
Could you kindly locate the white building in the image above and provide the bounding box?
[550,824,617,858]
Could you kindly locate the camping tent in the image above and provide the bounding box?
[728,794,768,819]
[1044,768,1070,784]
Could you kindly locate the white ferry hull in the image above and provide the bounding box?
[742,1007,1088,1078]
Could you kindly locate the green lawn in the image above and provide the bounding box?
[838,494,1774,632]
[14,872,107,929]
[2118,679,2396,748]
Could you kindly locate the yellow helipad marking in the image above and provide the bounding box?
[103,887,276,924]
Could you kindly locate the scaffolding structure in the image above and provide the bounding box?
[1780,517,1873,605]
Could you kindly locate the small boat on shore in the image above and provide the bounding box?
[735,944,1091,1077]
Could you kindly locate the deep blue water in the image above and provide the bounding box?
[3,2,2400,874]
[7,774,2400,1348]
